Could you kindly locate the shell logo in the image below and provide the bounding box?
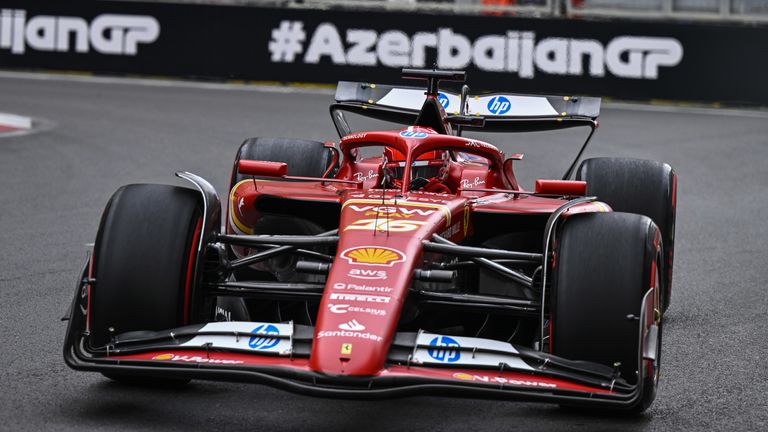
[152,353,175,360]
[341,246,406,267]
[452,372,475,381]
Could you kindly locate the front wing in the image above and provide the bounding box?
[64,285,648,409]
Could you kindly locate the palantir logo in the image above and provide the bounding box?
[487,96,511,115]
[248,324,280,350]
[427,336,461,363]
[399,130,428,139]
[437,92,449,110]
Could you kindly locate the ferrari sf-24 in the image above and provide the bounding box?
[63,69,677,412]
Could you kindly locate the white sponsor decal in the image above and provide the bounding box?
[268,20,683,79]
[353,170,379,182]
[179,321,292,355]
[328,303,386,316]
[348,268,388,280]
[330,292,391,303]
[267,21,682,80]
[333,282,392,293]
[343,132,367,140]
[439,222,460,238]
[0,9,159,55]
[413,332,533,370]
[338,319,365,331]
[317,329,382,342]
[460,177,485,188]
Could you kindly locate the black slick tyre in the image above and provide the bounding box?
[227,137,333,283]
[229,137,335,187]
[576,157,676,311]
[89,184,203,348]
[551,212,662,413]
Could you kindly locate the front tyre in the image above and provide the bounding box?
[89,184,204,349]
[551,212,663,413]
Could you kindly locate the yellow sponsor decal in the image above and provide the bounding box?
[343,199,451,225]
[341,343,353,355]
[453,372,475,381]
[341,246,406,267]
[344,219,426,232]
[229,179,254,235]
[152,353,175,360]
[463,205,470,236]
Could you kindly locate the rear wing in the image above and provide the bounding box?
[331,81,600,136]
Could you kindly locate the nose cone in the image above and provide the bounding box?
[309,193,460,376]
[309,259,409,376]
[311,313,394,376]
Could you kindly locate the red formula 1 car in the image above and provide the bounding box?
[64,69,677,412]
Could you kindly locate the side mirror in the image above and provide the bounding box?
[238,160,288,178]
[534,179,587,196]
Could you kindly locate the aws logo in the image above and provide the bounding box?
[348,268,387,280]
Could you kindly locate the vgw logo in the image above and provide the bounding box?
[437,92,449,109]
[0,9,159,55]
[427,336,461,363]
[399,130,428,138]
[248,324,280,350]
[487,96,511,115]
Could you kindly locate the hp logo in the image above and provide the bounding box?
[399,130,428,139]
[248,324,280,350]
[437,92,449,109]
[487,96,511,115]
[427,336,461,363]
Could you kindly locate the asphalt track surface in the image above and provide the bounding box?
[0,73,766,431]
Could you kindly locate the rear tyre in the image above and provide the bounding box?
[227,137,333,283]
[89,184,204,348]
[576,157,676,311]
[230,137,336,187]
[552,212,662,413]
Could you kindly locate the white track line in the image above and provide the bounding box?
[0,112,31,129]
[2,70,768,118]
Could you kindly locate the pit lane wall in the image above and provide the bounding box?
[2,0,767,105]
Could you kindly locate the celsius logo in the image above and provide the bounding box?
[399,130,428,139]
[437,92,449,109]
[428,336,461,363]
[248,324,280,350]
[0,9,159,55]
[487,96,511,115]
[268,21,683,80]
